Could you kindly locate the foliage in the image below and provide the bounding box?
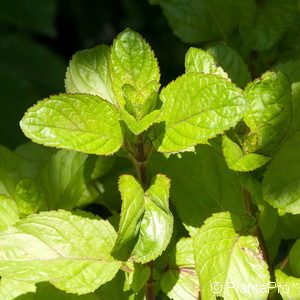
[1,1,300,299]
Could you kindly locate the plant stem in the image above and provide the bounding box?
[135,134,148,188]
[146,261,155,300]
[243,188,272,273]
[131,134,155,299]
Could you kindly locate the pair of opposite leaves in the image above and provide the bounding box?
[20,29,248,157]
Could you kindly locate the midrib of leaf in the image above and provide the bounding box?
[203,0,228,43]
[0,231,114,263]
[114,39,147,84]
[168,101,242,129]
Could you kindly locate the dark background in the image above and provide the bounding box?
[0,0,189,149]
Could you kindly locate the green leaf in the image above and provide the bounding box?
[110,29,160,109]
[0,210,121,294]
[112,175,145,260]
[222,135,271,172]
[0,35,65,96]
[65,45,116,105]
[91,156,115,180]
[0,194,19,231]
[38,150,89,210]
[15,178,47,217]
[132,175,173,263]
[113,175,173,263]
[288,240,300,277]
[96,271,133,299]
[0,145,28,198]
[279,214,300,239]
[275,270,300,299]
[243,71,292,153]
[288,82,300,137]
[239,0,297,51]
[239,174,278,240]
[122,81,160,118]
[121,80,161,134]
[0,35,65,148]
[20,93,123,155]
[15,282,100,300]
[0,278,36,300]
[274,59,300,83]
[157,73,246,153]
[157,0,239,43]
[185,47,228,78]
[121,109,161,135]
[207,44,251,88]
[15,142,56,178]
[161,238,199,300]
[124,263,151,293]
[263,132,300,214]
[149,145,246,233]
[193,212,270,299]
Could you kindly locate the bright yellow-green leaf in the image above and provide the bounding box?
[110,29,160,109]
[0,278,36,300]
[20,93,123,155]
[157,73,246,153]
[275,270,300,299]
[0,194,19,231]
[185,47,228,78]
[65,45,116,105]
[0,210,121,294]
[222,135,271,172]
[243,71,292,153]
[193,212,270,299]
[113,175,173,263]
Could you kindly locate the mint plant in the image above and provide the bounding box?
[0,27,300,299]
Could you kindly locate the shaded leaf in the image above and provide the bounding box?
[207,44,251,88]
[243,71,292,153]
[274,59,300,83]
[15,178,47,216]
[0,0,57,37]
[239,0,297,51]
[288,240,300,277]
[149,145,246,233]
[161,238,199,300]
[38,150,89,210]
[156,0,239,43]
[0,146,28,198]
[15,142,56,178]
[263,132,300,214]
